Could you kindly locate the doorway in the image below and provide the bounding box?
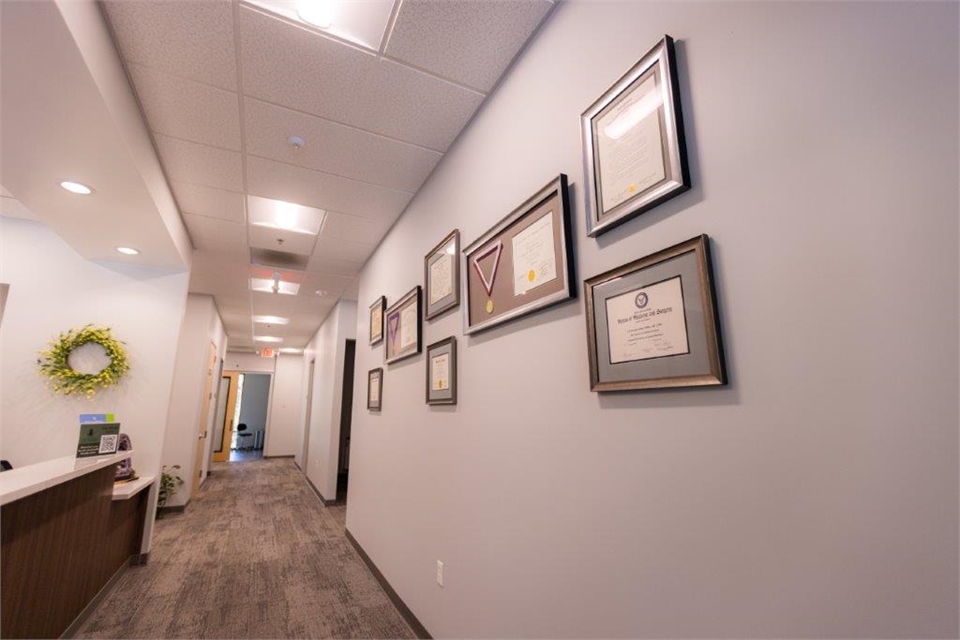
[231,373,271,461]
[336,340,355,502]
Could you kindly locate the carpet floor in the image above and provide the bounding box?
[75,459,414,639]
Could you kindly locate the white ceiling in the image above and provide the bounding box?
[101,0,554,351]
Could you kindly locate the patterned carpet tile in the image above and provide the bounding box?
[75,459,414,639]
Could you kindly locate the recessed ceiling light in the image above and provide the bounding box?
[60,180,94,195]
[315,289,328,297]
[255,336,283,343]
[115,247,140,255]
[297,0,334,28]
[252,315,290,325]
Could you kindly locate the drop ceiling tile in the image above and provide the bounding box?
[182,213,247,252]
[248,225,318,255]
[155,135,243,192]
[239,6,485,151]
[300,271,356,295]
[102,0,237,91]
[243,99,442,193]
[319,211,390,244]
[313,237,374,265]
[246,156,411,223]
[127,63,241,151]
[385,0,553,92]
[170,181,245,222]
[305,254,363,278]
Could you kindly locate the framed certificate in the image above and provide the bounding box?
[462,174,575,335]
[384,286,422,364]
[424,230,460,320]
[369,296,386,345]
[367,368,383,411]
[584,235,725,391]
[581,35,690,237]
[425,337,457,405]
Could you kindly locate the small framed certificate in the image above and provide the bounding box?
[425,337,457,405]
[369,296,386,345]
[424,230,460,320]
[581,35,690,237]
[584,235,726,391]
[462,175,575,335]
[384,286,422,364]
[367,368,383,411]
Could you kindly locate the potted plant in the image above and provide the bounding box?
[156,465,184,518]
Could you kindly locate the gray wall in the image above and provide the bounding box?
[346,2,959,638]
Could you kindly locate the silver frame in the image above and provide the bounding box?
[581,35,689,237]
[461,175,575,335]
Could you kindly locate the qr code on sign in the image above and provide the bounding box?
[99,434,118,454]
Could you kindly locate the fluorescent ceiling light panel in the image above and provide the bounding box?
[242,0,394,51]
[255,336,283,343]
[250,278,300,295]
[279,348,303,354]
[252,315,290,324]
[247,195,324,236]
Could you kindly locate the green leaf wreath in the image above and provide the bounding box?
[38,325,129,398]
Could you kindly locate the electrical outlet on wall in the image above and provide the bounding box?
[436,560,444,587]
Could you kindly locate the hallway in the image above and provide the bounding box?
[76,460,413,639]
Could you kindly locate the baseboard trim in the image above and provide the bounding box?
[264,454,295,459]
[129,552,149,566]
[345,528,431,640]
[157,503,186,516]
[304,475,339,506]
[60,554,135,638]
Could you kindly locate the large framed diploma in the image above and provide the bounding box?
[425,336,457,405]
[581,35,690,237]
[462,174,575,335]
[367,368,383,411]
[424,229,460,320]
[584,235,726,391]
[369,296,386,346]
[384,286,422,364]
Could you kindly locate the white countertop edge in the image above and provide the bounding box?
[112,474,156,500]
[0,451,133,506]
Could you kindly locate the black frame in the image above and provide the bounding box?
[581,35,690,237]
[369,296,386,346]
[583,234,725,391]
[367,368,383,411]
[462,174,575,335]
[424,229,461,321]
[425,337,457,405]
[384,286,422,364]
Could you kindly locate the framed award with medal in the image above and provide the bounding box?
[462,174,575,334]
[583,234,726,391]
[384,286,422,364]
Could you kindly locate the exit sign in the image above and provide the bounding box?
[259,348,275,358]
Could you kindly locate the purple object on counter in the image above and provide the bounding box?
[115,433,135,481]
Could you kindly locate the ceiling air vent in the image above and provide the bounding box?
[250,248,310,271]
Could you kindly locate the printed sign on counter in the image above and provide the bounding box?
[76,423,120,458]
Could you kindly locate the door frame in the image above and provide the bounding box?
[191,342,217,498]
[212,371,240,463]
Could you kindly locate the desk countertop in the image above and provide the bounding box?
[0,451,133,506]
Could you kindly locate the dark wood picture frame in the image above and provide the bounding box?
[384,286,422,364]
[424,229,460,320]
[581,35,690,237]
[584,234,725,391]
[425,337,457,405]
[367,368,383,411]
[369,296,386,346]
[462,174,575,335]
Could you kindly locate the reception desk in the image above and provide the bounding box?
[0,452,154,639]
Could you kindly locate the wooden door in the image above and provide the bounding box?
[213,371,240,463]
[191,343,217,499]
